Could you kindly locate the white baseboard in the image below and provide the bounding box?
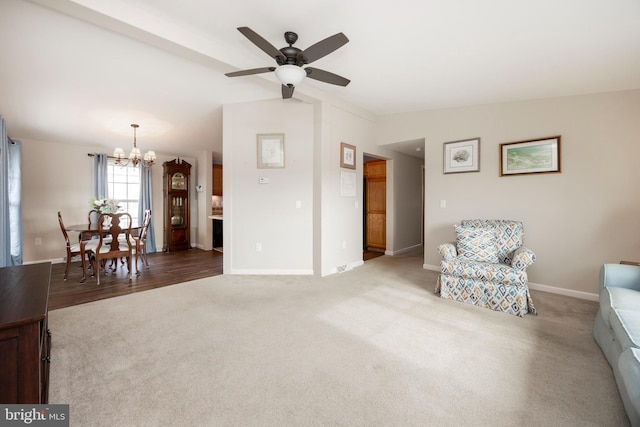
[23,258,64,265]
[335,260,364,274]
[229,268,314,275]
[386,244,422,256]
[422,264,598,301]
[528,282,598,301]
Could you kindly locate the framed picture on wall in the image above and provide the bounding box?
[340,142,356,169]
[499,136,561,176]
[340,171,357,197]
[257,133,285,168]
[443,137,481,174]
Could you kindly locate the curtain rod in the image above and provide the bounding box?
[87,153,117,159]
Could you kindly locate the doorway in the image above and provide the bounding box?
[363,158,386,255]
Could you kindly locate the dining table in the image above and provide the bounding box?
[64,222,141,234]
[65,221,141,282]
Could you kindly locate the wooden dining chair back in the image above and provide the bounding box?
[57,211,81,280]
[134,209,152,272]
[87,209,99,228]
[81,209,100,242]
[83,212,133,285]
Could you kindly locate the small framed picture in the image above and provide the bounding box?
[340,171,357,197]
[340,142,356,169]
[443,138,480,174]
[500,136,561,176]
[257,133,285,168]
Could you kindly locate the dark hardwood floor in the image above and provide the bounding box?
[48,249,384,310]
[48,249,223,310]
[363,249,384,261]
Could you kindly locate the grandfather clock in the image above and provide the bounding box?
[163,159,191,251]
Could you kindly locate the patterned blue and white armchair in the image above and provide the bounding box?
[436,219,537,317]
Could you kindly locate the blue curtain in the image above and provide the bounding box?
[91,153,108,225]
[0,116,23,267]
[139,166,156,252]
[93,153,108,198]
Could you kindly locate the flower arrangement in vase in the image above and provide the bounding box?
[90,197,121,214]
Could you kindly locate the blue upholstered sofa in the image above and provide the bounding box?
[594,263,640,426]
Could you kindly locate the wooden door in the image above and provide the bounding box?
[212,164,223,196]
[365,160,386,250]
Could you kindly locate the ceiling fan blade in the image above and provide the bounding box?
[305,67,350,86]
[297,33,349,65]
[237,27,285,63]
[282,84,295,99]
[225,67,276,77]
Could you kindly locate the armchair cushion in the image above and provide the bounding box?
[461,219,524,264]
[441,258,528,287]
[455,225,499,263]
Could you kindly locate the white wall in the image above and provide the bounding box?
[321,105,424,275]
[195,149,213,251]
[387,153,424,254]
[222,99,424,277]
[376,89,640,296]
[223,99,315,274]
[20,138,197,263]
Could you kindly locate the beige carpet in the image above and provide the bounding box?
[48,249,628,426]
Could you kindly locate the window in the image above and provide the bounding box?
[107,161,140,224]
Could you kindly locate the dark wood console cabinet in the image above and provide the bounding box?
[0,262,52,404]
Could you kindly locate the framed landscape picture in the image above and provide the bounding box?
[443,138,480,174]
[500,136,561,176]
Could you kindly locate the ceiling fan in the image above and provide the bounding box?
[225,27,350,99]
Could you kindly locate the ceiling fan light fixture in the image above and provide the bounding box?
[275,64,306,86]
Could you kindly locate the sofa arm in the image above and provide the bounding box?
[437,242,457,260]
[511,247,536,270]
[599,263,640,293]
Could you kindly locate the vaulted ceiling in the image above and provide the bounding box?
[1,0,639,159]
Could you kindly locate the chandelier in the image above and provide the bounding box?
[113,123,156,168]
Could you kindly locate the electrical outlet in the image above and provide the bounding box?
[35,237,42,246]
[256,243,262,252]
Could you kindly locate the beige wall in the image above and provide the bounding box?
[320,104,424,275]
[223,99,315,274]
[376,89,640,296]
[222,98,424,276]
[21,138,197,263]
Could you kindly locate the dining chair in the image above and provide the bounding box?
[133,209,152,273]
[87,209,99,228]
[117,209,151,274]
[81,212,134,285]
[80,209,100,243]
[57,211,81,280]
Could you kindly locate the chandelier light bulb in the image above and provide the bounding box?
[113,123,155,169]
